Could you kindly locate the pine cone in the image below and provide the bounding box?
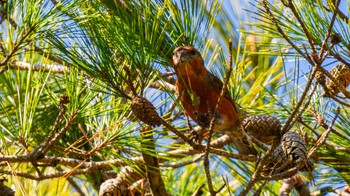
[281,132,307,163]
[131,96,161,126]
[242,114,282,143]
[263,132,309,178]
[316,72,325,85]
[263,146,289,176]
[326,64,350,96]
[330,33,342,45]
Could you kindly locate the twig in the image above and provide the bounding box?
[0,168,93,180]
[261,0,311,63]
[308,107,340,158]
[253,179,269,196]
[283,67,318,134]
[0,135,231,167]
[284,0,317,53]
[249,134,268,152]
[149,80,176,93]
[204,38,235,195]
[160,153,204,168]
[63,175,85,196]
[285,83,318,132]
[322,1,348,22]
[318,0,341,61]
[30,109,78,160]
[0,6,17,28]
[7,60,70,74]
[239,140,279,196]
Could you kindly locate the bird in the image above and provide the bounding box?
[172,46,257,155]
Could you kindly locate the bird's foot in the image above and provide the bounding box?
[189,129,201,144]
[194,111,211,128]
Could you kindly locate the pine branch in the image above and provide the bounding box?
[5,60,70,74]
[140,126,168,196]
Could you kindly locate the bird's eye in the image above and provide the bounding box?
[190,50,196,56]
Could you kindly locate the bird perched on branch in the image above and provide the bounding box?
[172,46,257,155]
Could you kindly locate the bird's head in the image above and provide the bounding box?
[172,46,205,74]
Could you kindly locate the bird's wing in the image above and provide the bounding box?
[208,72,239,112]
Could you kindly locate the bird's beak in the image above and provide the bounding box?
[173,50,187,65]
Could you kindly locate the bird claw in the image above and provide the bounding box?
[194,111,211,128]
[189,129,201,144]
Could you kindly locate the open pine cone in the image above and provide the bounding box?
[242,114,282,143]
[326,64,350,96]
[131,96,161,126]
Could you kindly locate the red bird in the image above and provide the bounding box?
[172,46,257,155]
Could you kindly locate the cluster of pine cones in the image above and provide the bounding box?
[242,115,312,178]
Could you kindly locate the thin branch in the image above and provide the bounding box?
[161,117,257,162]
[284,0,317,53]
[286,83,318,132]
[239,140,279,196]
[283,67,318,134]
[67,176,85,196]
[318,0,341,60]
[7,60,70,74]
[0,167,93,180]
[29,45,72,67]
[0,6,17,28]
[261,0,311,63]
[322,3,348,22]
[159,153,204,168]
[308,107,340,158]
[149,80,176,93]
[30,109,78,160]
[204,38,235,195]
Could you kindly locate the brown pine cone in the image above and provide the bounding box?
[263,132,310,178]
[242,114,282,143]
[281,132,307,163]
[263,145,293,177]
[131,96,161,126]
[325,64,350,96]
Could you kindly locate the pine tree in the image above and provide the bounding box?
[0,0,349,195]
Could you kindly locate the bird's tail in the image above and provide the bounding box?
[231,137,257,155]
